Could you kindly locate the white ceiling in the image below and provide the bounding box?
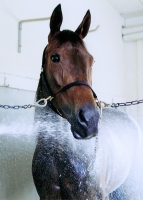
[0,0,143,20]
[107,0,143,17]
[1,0,143,21]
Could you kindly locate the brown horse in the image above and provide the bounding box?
[32,4,143,200]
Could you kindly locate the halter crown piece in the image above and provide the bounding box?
[35,46,99,118]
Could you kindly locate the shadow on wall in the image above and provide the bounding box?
[0,87,39,200]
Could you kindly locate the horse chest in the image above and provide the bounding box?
[33,135,98,199]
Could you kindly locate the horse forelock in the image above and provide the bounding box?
[48,30,85,51]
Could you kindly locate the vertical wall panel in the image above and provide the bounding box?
[124,40,143,131]
[137,40,143,130]
[124,42,138,118]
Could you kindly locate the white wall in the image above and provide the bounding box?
[0,0,132,199]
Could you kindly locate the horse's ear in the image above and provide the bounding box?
[48,4,63,41]
[75,10,91,39]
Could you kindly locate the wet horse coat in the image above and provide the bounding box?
[32,4,143,200]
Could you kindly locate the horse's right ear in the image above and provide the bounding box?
[48,4,63,42]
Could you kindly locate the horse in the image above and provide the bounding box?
[32,4,143,200]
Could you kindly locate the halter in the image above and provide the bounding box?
[35,46,99,117]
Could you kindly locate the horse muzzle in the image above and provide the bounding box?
[71,103,100,139]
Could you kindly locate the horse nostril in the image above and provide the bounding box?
[78,109,87,125]
[75,104,100,139]
[77,105,96,128]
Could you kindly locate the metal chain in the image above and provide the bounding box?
[0,99,143,109]
[0,104,35,109]
[110,99,143,108]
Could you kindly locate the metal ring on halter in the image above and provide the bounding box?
[35,99,47,107]
[35,96,54,108]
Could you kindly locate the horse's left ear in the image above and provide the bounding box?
[48,4,63,41]
[75,10,91,39]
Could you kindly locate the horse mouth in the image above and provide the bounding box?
[71,128,98,140]
[72,130,83,139]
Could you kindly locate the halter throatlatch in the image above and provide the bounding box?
[35,46,99,117]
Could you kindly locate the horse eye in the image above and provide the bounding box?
[50,54,60,62]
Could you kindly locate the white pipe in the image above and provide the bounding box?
[18,17,50,53]
[122,25,143,35]
[123,32,143,42]
[122,25,143,42]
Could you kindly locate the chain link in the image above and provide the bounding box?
[0,104,35,109]
[111,99,143,108]
[0,99,143,109]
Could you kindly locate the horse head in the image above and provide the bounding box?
[38,4,100,139]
